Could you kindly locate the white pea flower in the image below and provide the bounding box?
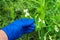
[54,25,59,32]
[38,18,41,22]
[24,9,30,17]
[24,9,28,13]
[25,12,30,17]
[49,35,52,40]
[42,20,45,24]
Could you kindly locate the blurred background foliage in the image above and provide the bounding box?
[0,0,60,40]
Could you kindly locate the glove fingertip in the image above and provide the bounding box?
[20,18,35,26]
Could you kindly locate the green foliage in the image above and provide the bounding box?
[0,0,60,40]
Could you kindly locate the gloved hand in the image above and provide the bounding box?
[1,18,35,40]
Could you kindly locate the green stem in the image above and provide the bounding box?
[38,30,41,40]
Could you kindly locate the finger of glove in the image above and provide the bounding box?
[23,23,35,30]
[12,18,34,27]
[24,29,34,34]
[20,18,34,27]
[23,24,35,34]
[28,23,35,30]
[23,28,34,34]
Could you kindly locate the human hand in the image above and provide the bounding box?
[2,18,35,40]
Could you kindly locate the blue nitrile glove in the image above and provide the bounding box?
[1,18,35,40]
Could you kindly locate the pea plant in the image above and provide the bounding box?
[0,0,60,40]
